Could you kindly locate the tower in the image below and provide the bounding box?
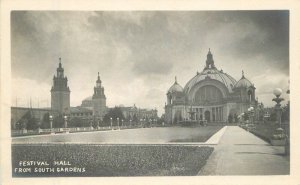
[92,72,106,119]
[205,48,215,69]
[51,58,70,114]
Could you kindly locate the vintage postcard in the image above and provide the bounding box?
[1,0,300,185]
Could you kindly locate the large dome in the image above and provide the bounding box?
[184,49,237,94]
[234,72,253,88]
[168,77,183,93]
[184,68,237,93]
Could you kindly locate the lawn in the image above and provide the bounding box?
[170,126,223,142]
[12,144,213,177]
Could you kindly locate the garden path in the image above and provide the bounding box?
[198,126,289,175]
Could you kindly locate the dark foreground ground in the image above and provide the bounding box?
[12,144,213,177]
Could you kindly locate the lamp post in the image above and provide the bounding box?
[272,88,289,155]
[110,117,113,130]
[63,115,69,133]
[64,115,68,128]
[97,119,100,130]
[121,119,124,128]
[49,115,53,134]
[90,119,93,130]
[247,107,254,125]
[117,117,120,130]
[272,88,284,129]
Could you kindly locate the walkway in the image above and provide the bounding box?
[198,126,289,175]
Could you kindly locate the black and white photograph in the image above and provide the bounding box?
[1,1,300,184]
[8,10,291,177]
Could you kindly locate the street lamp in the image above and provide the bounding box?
[97,119,100,130]
[49,115,53,134]
[272,88,284,129]
[90,119,93,129]
[121,119,124,128]
[64,115,68,128]
[110,117,113,129]
[117,117,120,129]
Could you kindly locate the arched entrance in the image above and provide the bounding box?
[205,110,210,122]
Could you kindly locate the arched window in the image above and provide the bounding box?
[194,85,223,104]
[248,90,253,102]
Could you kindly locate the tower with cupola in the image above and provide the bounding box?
[92,72,107,120]
[51,58,70,114]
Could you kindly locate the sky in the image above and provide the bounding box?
[11,11,289,115]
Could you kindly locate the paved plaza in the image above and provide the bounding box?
[198,126,289,175]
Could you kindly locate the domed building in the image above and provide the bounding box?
[165,49,257,124]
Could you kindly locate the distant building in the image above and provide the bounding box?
[69,106,93,118]
[11,58,155,128]
[51,58,70,114]
[79,73,107,120]
[165,49,257,124]
[119,104,158,121]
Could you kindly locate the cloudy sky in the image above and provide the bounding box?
[11,11,289,115]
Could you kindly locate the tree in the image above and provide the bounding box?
[269,111,277,122]
[53,114,64,128]
[19,118,28,130]
[103,107,125,126]
[41,112,50,129]
[132,114,138,124]
[69,117,82,127]
[22,111,38,130]
[233,114,238,123]
[228,114,233,123]
[243,112,249,121]
[173,116,178,124]
[281,103,290,122]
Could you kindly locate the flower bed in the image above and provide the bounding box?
[12,144,213,177]
[240,123,289,145]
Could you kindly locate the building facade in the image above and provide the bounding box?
[165,49,257,124]
[51,58,70,114]
[70,107,93,118]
